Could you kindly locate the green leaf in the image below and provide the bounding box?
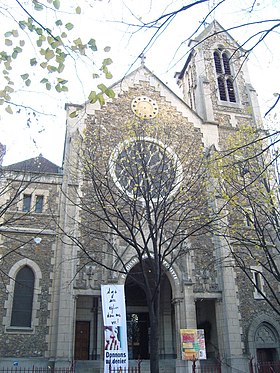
[74,37,82,46]
[65,23,74,31]
[97,93,105,106]
[88,90,97,103]
[57,78,68,84]
[34,1,44,11]
[53,0,60,10]
[69,111,78,118]
[40,78,49,84]
[45,48,55,61]
[5,85,14,93]
[46,82,51,90]
[105,72,113,79]
[30,58,37,66]
[5,39,12,46]
[88,38,97,51]
[97,84,107,93]
[36,27,43,35]
[20,40,25,47]
[103,58,113,66]
[12,30,19,37]
[47,65,57,72]
[14,46,22,53]
[105,88,115,98]
[5,105,13,114]
[55,19,63,26]
[104,46,111,52]
[21,73,29,80]
[19,21,26,30]
[76,6,81,14]
[92,73,100,79]
[61,32,67,38]
[4,32,12,37]
[25,79,31,87]
[40,62,47,68]
[57,63,65,73]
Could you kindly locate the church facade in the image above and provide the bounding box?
[0,21,279,373]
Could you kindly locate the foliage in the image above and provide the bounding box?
[209,124,280,315]
[0,0,114,114]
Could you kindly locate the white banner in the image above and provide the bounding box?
[101,284,128,373]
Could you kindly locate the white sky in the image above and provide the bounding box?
[1,0,280,166]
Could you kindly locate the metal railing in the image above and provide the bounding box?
[109,360,141,373]
[249,360,280,373]
[0,365,75,373]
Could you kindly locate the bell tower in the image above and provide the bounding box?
[176,21,262,128]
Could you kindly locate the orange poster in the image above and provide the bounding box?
[180,329,206,360]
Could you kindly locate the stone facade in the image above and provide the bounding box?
[0,21,279,373]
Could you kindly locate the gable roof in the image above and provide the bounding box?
[5,154,62,174]
[92,64,204,124]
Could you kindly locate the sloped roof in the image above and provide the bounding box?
[5,154,62,174]
[65,63,205,136]
[177,20,244,80]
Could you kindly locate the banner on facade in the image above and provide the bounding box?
[101,284,128,373]
[180,329,206,360]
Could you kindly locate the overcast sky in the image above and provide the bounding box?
[1,0,279,166]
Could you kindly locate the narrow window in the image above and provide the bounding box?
[222,53,231,75]
[218,77,227,101]
[11,266,34,327]
[214,51,222,74]
[22,194,32,212]
[214,49,236,103]
[254,272,260,290]
[227,78,236,102]
[251,266,265,299]
[35,195,44,213]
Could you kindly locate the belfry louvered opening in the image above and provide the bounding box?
[214,49,236,103]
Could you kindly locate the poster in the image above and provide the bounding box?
[180,329,206,360]
[101,285,128,373]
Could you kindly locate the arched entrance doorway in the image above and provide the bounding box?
[255,322,280,363]
[125,262,175,361]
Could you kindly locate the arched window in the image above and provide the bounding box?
[11,266,34,327]
[214,48,236,103]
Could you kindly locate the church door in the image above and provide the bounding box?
[74,321,90,360]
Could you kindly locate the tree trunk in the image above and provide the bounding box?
[147,288,160,373]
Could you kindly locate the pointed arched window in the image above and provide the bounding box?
[214,49,236,103]
[11,266,34,327]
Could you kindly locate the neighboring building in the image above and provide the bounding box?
[0,21,279,373]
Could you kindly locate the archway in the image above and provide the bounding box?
[255,322,279,363]
[248,315,280,365]
[125,262,175,360]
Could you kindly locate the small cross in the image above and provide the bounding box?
[139,53,146,65]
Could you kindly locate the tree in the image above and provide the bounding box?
[61,113,220,373]
[208,124,280,316]
[0,0,114,115]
